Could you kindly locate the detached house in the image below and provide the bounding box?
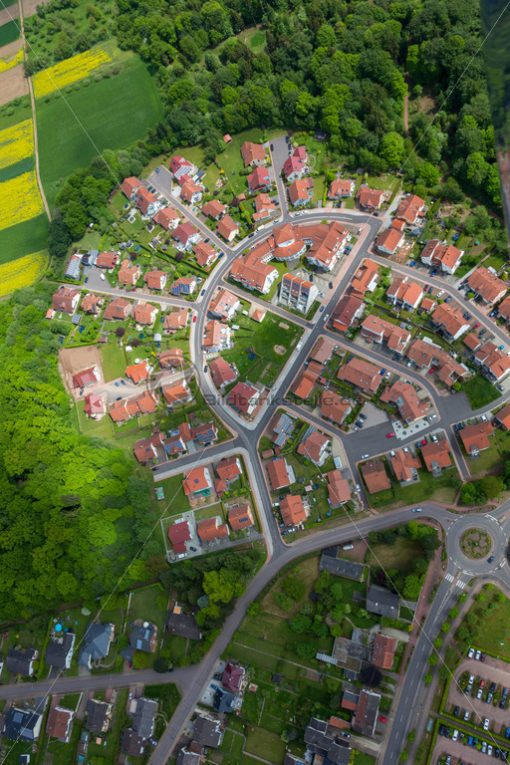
[361,460,391,494]
[386,276,423,310]
[81,293,103,314]
[144,269,167,290]
[133,303,158,326]
[209,289,240,320]
[181,180,203,205]
[467,267,507,304]
[280,494,308,526]
[331,294,365,333]
[197,517,229,543]
[96,251,119,269]
[125,360,150,384]
[135,186,160,217]
[289,177,313,207]
[6,647,38,677]
[229,257,278,294]
[162,381,192,406]
[103,297,132,320]
[52,286,80,314]
[395,194,425,226]
[209,357,238,389]
[421,440,452,474]
[204,320,232,352]
[171,276,197,296]
[121,176,142,201]
[298,427,330,466]
[253,192,276,221]
[361,314,411,354]
[248,166,271,192]
[283,154,305,182]
[183,466,213,498]
[194,240,219,268]
[357,185,384,211]
[328,178,355,200]
[474,341,510,382]
[153,206,180,230]
[267,457,295,490]
[118,259,141,286]
[172,222,201,250]
[460,421,494,456]
[217,214,239,242]
[163,308,188,333]
[170,155,196,181]
[376,226,404,256]
[350,259,379,296]
[241,141,266,167]
[420,239,463,274]
[203,200,227,220]
[337,357,382,394]
[227,381,261,416]
[431,303,470,341]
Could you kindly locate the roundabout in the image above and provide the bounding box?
[447,511,506,575]
[460,527,492,559]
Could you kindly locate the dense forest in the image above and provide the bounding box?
[0,285,163,621]
[53,0,503,245]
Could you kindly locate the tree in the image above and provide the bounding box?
[290,614,312,634]
[154,656,172,672]
[48,217,72,258]
[360,665,382,687]
[380,131,405,166]
[424,673,433,685]
[479,475,503,499]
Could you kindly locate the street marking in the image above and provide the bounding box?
[445,573,454,582]
[456,580,466,590]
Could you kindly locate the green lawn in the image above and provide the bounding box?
[0,20,20,46]
[463,376,500,410]
[465,440,502,475]
[216,127,266,196]
[0,215,49,264]
[464,586,510,661]
[100,336,127,380]
[367,467,459,508]
[245,727,286,762]
[37,52,164,209]
[354,754,376,765]
[128,583,167,631]
[367,536,425,572]
[158,474,189,517]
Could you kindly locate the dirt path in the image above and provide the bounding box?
[17,0,51,222]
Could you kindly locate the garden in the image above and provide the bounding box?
[460,528,491,559]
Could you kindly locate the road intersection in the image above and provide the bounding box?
[71,143,510,762]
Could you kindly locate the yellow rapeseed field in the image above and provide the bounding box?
[0,171,44,231]
[0,251,46,297]
[0,119,34,170]
[0,49,23,74]
[33,47,112,98]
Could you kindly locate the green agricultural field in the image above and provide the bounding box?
[36,54,164,209]
[0,20,20,47]
[0,97,32,132]
[0,155,34,184]
[0,215,48,264]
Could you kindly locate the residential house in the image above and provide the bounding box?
[72,365,100,389]
[46,705,74,743]
[227,381,261,416]
[165,604,202,640]
[133,430,164,465]
[298,427,330,466]
[467,266,507,304]
[216,456,242,488]
[380,380,428,423]
[376,226,404,256]
[361,314,411,354]
[144,269,167,290]
[460,421,494,456]
[356,186,384,211]
[171,276,198,296]
[283,153,305,182]
[228,504,254,531]
[78,623,115,668]
[406,337,470,388]
[45,632,75,670]
[325,470,351,507]
[165,422,192,457]
[253,193,276,221]
[497,295,510,323]
[337,357,383,394]
[167,520,192,554]
[271,411,294,448]
[158,348,184,369]
[127,623,158,654]
[118,259,141,286]
[223,662,245,693]
[303,717,351,764]
[121,730,147,758]
[421,440,452,474]
[217,214,239,242]
[103,297,132,320]
[109,391,158,423]
[204,320,232,352]
[4,707,42,742]
[121,176,142,201]
[85,699,112,735]
[310,337,337,365]
[170,155,196,180]
[431,303,470,340]
[190,421,220,446]
[229,256,278,294]
[172,222,201,250]
[135,186,159,217]
[176,743,203,764]
[279,272,318,313]
[389,449,421,484]
[183,466,213,498]
[352,689,381,737]
[96,251,119,269]
[209,357,238,388]
[361,460,391,494]
[395,194,426,226]
[371,634,397,670]
[331,294,365,332]
[197,517,229,543]
[241,141,266,167]
[350,259,379,296]
[288,177,313,207]
[292,366,319,399]
[193,715,224,747]
[305,221,349,270]
[194,240,219,268]
[420,239,463,274]
[495,403,510,430]
[280,494,308,526]
[474,341,510,382]
[366,585,400,618]
[162,381,192,406]
[328,178,355,200]
[463,332,482,353]
[133,302,158,326]
[125,360,150,384]
[153,206,180,230]
[203,200,227,220]
[247,166,271,192]
[209,289,240,320]
[267,457,295,490]
[320,548,364,581]
[319,392,352,426]
[6,647,38,677]
[52,286,80,313]
[181,180,203,204]
[163,308,188,333]
[84,393,106,419]
[81,293,103,314]
[386,276,423,310]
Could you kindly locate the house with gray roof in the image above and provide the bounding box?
[122,622,159,661]
[45,632,75,670]
[6,648,38,677]
[132,697,157,740]
[303,717,351,764]
[78,623,115,668]
[4,707,42,742]
[366,585,400,619]
[193,715,224,747]
[320,547,365,581]
[85,699,112,735]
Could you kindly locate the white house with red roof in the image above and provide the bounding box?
[172,222,201,250]
[227,381,262,417]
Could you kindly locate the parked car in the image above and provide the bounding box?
[464,710,470,721]
[483,718,490,731]
[475,649,481,660]
[386,432,395,438]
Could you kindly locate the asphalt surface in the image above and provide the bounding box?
[61,162,510,763]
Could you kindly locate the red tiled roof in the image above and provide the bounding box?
[167,521,191,554]
[372,634,397,670]
[319,392,352,425]
[357,186,383,209]
[241,141,265,167]
[421,440,451,471]
[144,270,166,290]
[267,458,292,490]
[395,194,425,224]
[291,368,318,399]
[280,494,307,526]
[361,459,391,494]
[460,422,494,454]
[209,357,237,388]
[228,504,254,530]
[153,206,179,230]
[103,297,131,320]
[125,360,149,384]
[337,357,382,393]
[467,267,507,303]
[217,214,239,240]
[325,469,351,505]
[376,226,404,253]
[197,517,229,541]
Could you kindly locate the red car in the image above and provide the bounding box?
[474,322,480,329]
[192,315,197,323]
[386,432,395,438]
[421,439,426,445]
[378,715,387,723]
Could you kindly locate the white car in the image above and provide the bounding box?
[488,744,493,756]
[452,729,459,741]
[475,649,481,660]
[469,674,475,684]
[483,718,490,730]
[361,454,369,459]
[468,647,474,659]
[411,507,422,513]
[477,688,483,699]
[464,709,470,721]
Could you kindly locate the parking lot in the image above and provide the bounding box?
[448,654,510,733]
[432,736,508,765]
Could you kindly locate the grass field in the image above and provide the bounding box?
[0,214,48,263]
[367,536,425,572]
[0,20,20,47]
[463,376,500,410]
[0,155,34,183]
[37,53,164,209]
[245,727,286,761]
[466,587,510,661]
[128,583,167,631]
[0,97,31,132]
[367,467,459,508]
